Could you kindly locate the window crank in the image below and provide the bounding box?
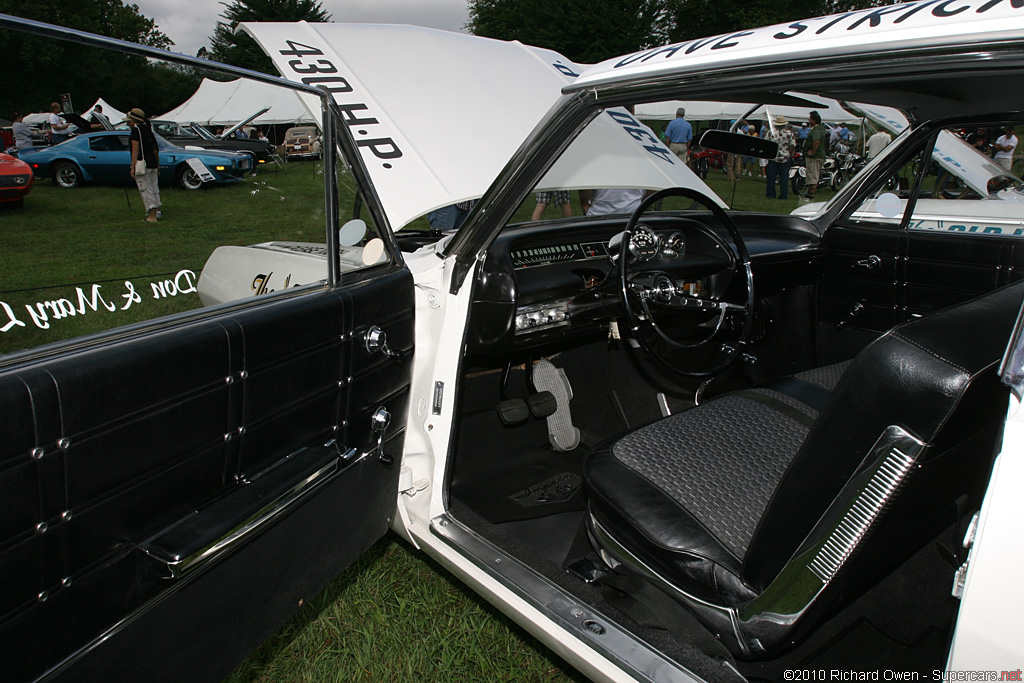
[365,325,400,361]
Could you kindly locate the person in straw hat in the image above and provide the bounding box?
[125,107,161,223]
[766,113,796,200]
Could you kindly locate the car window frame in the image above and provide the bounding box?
[811,113,1024,238]
[0,14,404,367]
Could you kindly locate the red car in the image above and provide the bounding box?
[0,152,33,207]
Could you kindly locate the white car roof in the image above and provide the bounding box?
[571,1,1024,92]
[241,22,723,230]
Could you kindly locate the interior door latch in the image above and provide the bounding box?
[372,406,393,467]
[853,255,882,270]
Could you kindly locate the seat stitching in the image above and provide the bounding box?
[890,332,971,376]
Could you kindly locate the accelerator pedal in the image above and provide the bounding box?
[532,360,580,452]
[528,391,557,418]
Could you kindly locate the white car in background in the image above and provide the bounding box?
[2,5,1024,683]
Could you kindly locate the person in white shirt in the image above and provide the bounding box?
[866,130,892,159]
[994,126,1018,172]
[48,102,69,144]
[581,188,646,216]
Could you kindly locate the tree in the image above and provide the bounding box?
[467,0,672,64]
[466,0,898,64]
[0,0,181,119]
[663,0,899,43]
[208,0,332,75]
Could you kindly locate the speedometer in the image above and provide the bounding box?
[629,225,660,262]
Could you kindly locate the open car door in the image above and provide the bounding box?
[0,17,412,683]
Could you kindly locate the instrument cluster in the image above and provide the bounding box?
[628,224,685,262]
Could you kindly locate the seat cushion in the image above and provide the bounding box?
[585,387,818,605]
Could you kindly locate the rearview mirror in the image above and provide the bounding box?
[699,129,778,160]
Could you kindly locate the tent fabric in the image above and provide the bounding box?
[158,78,316,126]
[241,22,724,230]
[23,113,49,126]
[635,97,862,124]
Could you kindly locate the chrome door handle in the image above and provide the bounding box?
[853,255,881,270]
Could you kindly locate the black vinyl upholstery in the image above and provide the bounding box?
[0,269,415,683]
[584,281,1024,657]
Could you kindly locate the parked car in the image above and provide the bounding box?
[149,109,276,166]
[3,6,1024,683]
[23,130,252,190]
[282,125,321,159]
[0,151,33,207]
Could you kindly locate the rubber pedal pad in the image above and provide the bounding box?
[532,360,580,452]
[497,398,530,426]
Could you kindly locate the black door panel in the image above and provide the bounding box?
[819,223,1024,363]
[46,450,399,683]
[0,267,414,683]
[817,225,903,362]
[904,231,1024,314]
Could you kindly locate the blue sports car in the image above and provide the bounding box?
[23,130,252,190]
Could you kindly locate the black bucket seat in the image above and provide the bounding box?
[583,281,1024,657]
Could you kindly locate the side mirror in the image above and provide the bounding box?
[699,129,778,160]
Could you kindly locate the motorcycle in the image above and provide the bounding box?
[831,148,867,191]
[790,151,807,195]
[690,145,725,179]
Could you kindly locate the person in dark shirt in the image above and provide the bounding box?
[126,107,161,223]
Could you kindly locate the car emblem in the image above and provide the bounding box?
[13,176,27,185]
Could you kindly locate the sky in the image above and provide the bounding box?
[133,0,472,58]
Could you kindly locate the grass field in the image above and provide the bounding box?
[0,161,330,353]
[1,157,831,681]
[225,537,586,683]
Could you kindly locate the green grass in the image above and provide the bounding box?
[225,535,584,683]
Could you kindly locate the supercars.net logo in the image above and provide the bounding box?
[782,669,1023,681]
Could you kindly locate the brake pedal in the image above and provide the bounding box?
[532,360,580,452]
[497,398,529,426]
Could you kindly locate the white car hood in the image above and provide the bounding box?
[240,22,723,230]
[850,102,1019,197]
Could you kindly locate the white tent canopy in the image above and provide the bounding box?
[22,112,49,126]
[636,96,863,124]
[158,78,317,126]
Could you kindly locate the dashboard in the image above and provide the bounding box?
[466,212,823,355]
[510,241,609,268]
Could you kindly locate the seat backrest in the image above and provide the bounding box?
[742,280,1024,591]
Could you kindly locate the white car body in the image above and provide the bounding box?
[5,4,1024,683]
[235,9,1024,681]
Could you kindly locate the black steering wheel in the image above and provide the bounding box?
[617,187,754,378]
